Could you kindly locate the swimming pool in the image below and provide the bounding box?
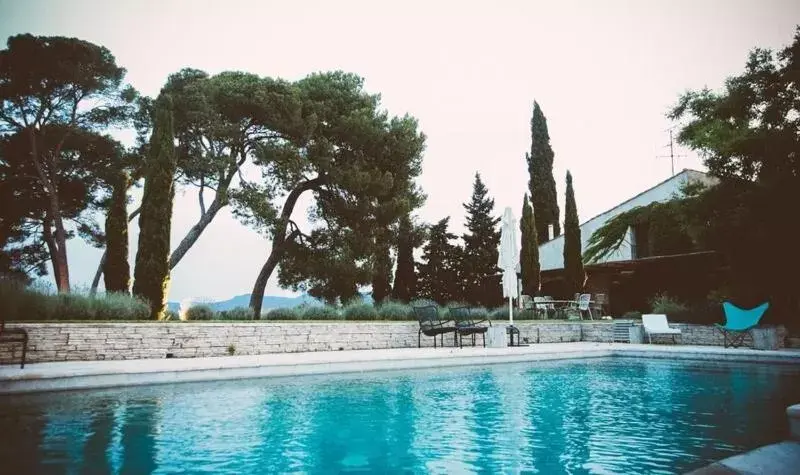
[1,357,798,474]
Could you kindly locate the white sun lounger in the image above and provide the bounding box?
[642,314,682,344]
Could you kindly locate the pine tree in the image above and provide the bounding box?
[563,171,584,295]
[417,217,461,304]
[103,170,131,293]
[461,173,501,307]
[519,194,540,296]
[132,95,176,319]
[391,214,420,302]
[527,101,560,242]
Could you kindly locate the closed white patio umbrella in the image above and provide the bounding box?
[497,207,520,324]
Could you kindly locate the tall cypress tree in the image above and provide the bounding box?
[527,101,560,242]
[519,194,540,296]
[391,214,419,302]
[103,170,131,293]
[563,171,584,296]
[133,95,176,319]
[417,217,461,304]
[461,173,501,307]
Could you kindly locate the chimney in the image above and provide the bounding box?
[548,224,554,241]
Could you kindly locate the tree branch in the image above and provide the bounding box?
[198,176,206,217]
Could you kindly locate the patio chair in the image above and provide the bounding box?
[0,318,28,368]
[716,301,769,349]
[642,314,682,344]
[577,294,593,320]
[594,293,607,317]
[413,305,457,348]
[449,306,491,349]
[533,296,552,319]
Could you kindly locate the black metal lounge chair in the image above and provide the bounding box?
[449,306,491,349]
[413,305,457,348]
[0,318,28,368]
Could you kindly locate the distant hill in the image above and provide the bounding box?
[167,292,373,313]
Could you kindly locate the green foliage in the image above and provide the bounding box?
[185,304,215,321]
[370,230,393,305]
[0,278,149,320]
[649,292,689,315]
[417,218,462,305]
[301,305,342,320]
[391,214,424,302]
[519,194,540,296]
[377,301,414,320]
[562,171,584,295]
[217,307,255,320]
[527,101,560,241]
[163,309,179,321]
[0,34,138,290]
[132,95,177,319]
[265,307,301,320]
[227,344,236,355]
[461,173,502,307]
[622,311,642,320]
[583,192,699,264]
[278,228,369,306]
[103,171,131,293]
[343,301,379,320]
[233,71,426,317]
[490,306,510,320]
[669,28,800,322]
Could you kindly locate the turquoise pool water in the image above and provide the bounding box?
[1,357,799,474]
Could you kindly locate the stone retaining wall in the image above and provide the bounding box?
[0,321,787,364]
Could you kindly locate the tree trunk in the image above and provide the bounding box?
[250,176,325,317]
[90,206,142,294]
[42,217,61,288]
[41,198,70,292]
[168,194,226,269]
[29,128,70,292]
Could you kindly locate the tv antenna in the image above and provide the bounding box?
[656,127,686,177]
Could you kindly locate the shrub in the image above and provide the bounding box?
[377,301,413,320]
[185,304,215,321]
[650,292,689,315]
[218,307,254,320]
[56,293,95,319]
[469,307,490,321]
[94,292,150,320]
[343,302,378,320]
[266,307,301,320]
[490,306,509,320]
[0,279,151,321]
[514,308,537,320]
[409,298,437,308]
[163,309,179,321]
[301,305,341,320]
[622,311,642,320]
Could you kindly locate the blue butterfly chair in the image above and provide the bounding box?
[716,301,769,348]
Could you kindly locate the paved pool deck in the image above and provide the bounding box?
[1,342,799,395]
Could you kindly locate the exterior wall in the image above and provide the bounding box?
[538,169,718,271]
[0,320,785,365]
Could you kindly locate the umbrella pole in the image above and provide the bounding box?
[509,296,513,325]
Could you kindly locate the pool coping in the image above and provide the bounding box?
[1,343,799,395]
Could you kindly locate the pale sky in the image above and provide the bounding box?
[2,0,799,301]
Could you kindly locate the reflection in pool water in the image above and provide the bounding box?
[1,357,798,474]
